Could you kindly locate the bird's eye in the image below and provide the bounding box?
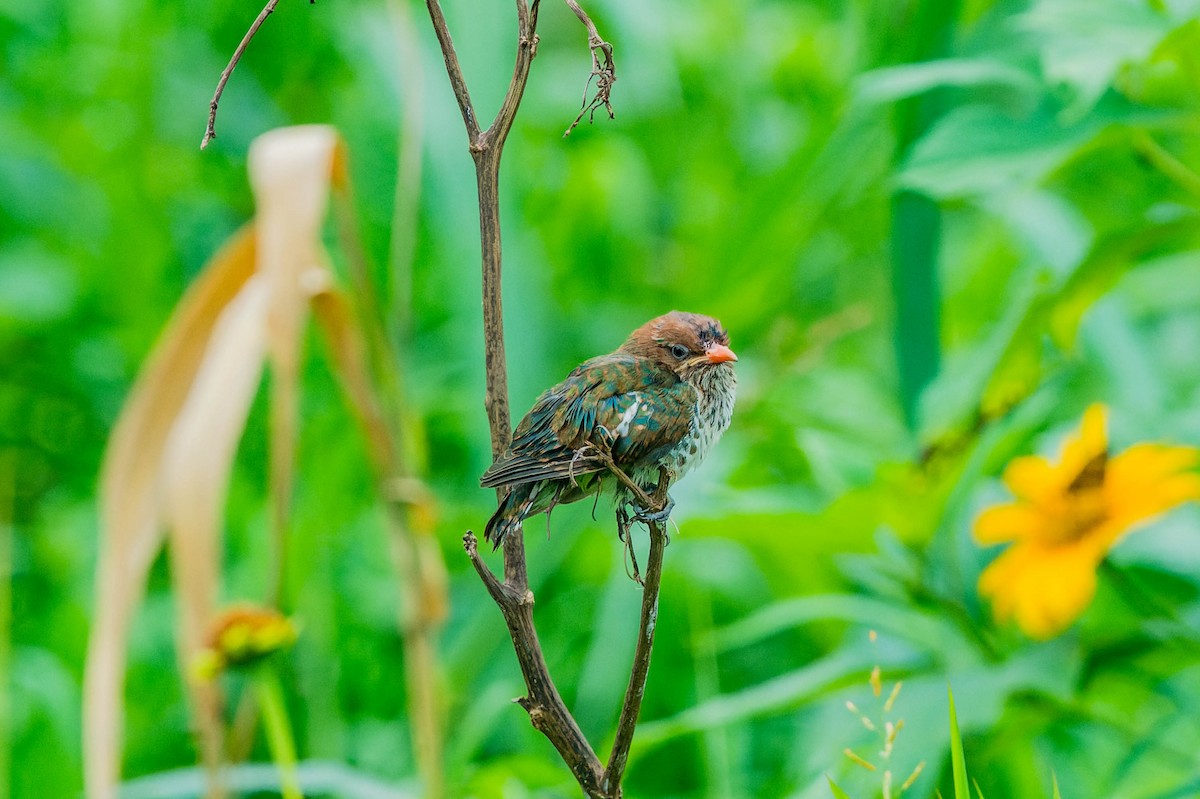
[669,344,689,360]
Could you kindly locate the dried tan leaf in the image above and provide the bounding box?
[247,125,344,603]
[311,288,397,476]
[163,274,271,785]
[85,227,256,799]
[311,289,448,625]
[87,125,400,799]
[313,285,448,799]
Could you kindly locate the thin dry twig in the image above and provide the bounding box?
[425,2,671,795]
[562,0,616,137]
[427,0,609,791]
[603,468,670,793]
[201,0,289,150]
[423,0,482,144]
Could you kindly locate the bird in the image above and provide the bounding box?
[480,311,737,549]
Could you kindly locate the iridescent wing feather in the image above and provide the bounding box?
[480,354,696,488]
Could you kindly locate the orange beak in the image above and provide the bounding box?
[705,343,738,364]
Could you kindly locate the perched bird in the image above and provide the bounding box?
[481,311,737,548]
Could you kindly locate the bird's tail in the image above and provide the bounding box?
[483,485,530,550]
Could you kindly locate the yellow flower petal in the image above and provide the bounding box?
[1106,444,1200,531]
[1003,456,1059,504]
[975,405,1199,640]
[1110,443,1198,482]
[1059,404,1107,481]
[979,542,1100,639]
[204,605,298,670]
[974,503,1045,545]
[190,649,226,683]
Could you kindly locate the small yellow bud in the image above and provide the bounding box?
[191,604,299,679]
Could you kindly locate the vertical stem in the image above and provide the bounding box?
[267,372,296,609]
[890,190,941,427]
[473,151,514,463]
[255,669,303,799]
[889,0,960,428]
[601,470,671,794]
[310,264,449,798]
[386,503,446,799]
[463,534,605,795]
[386,0,427,339]
[425,2,655,796]
[601,522,664,793]
[0,452,12,799]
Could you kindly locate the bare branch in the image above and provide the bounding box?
[426,4,664,796]
[462,532,508,603]
[602,468,670,792]
[427,0,608,791]
[489,0,542,149]
[562,0,616,137]
[424,0,482,143]
[201,0,283,150]
[462,534,606,794]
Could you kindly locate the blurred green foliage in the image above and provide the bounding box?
[4,0,1200,798]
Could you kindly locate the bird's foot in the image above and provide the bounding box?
[631,495,675,525]
[616,503,631,539]
[592,425,617,454]
[614,504,644,584]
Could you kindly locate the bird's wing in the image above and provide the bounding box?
[480,354,696,488]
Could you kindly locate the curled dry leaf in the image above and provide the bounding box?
[85,125,346,799]
[249,125,345,605]
[85,227,258,799]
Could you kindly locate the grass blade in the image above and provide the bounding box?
[948,684,969,799]
[827,776,854,799]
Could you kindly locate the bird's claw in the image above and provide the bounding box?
[592,425,616,453]
[631,495,674,524]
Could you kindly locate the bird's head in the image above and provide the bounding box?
[620,311,738,381]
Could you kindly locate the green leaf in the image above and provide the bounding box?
[898,104,1100,200]
[827,776,854,799]
[1052,773,1063,799]
[855,59,1038,105]
[632,645,925,754]
[948,685,970,799]
[898,99,1171,200]
[1017,0,1172,117]
[710,594,972,655]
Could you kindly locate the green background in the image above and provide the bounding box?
[5,0,1200,797]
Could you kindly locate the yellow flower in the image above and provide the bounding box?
[191,605,299,682]
[974,404,1200,639]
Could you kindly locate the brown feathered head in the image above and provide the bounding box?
[619,311,737,378]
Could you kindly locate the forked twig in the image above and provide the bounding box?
[201,0,298,150]
[603,468,671,792]
[563,0,617,137]
[426,0,666,794]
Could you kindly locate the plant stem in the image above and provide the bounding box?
[255,669,303,799]
[200,0,284,149]
[0,452,13,799]
[601,471,671,793]
[425,2,664,795]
